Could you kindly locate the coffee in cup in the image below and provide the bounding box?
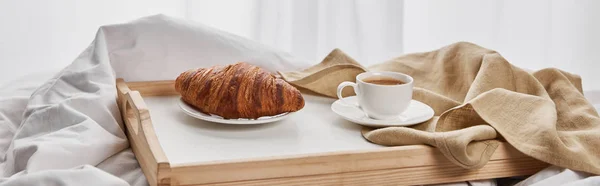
[362,75,406,85]
[336,71,413,120]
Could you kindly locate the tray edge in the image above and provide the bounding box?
[117,79,548,186]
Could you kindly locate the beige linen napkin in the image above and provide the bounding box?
[278,42,600,174]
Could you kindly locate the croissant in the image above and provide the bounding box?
[175,62,305,119]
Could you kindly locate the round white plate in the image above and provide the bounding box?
[331,96,435,127]
[178,98,292,124]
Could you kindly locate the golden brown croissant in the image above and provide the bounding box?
[175,62,305,119]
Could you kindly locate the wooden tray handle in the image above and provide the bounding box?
[116,79,170,186]
[124,91,147,136]
[117,78,151,137]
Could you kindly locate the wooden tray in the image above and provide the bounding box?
[116,78,548,186]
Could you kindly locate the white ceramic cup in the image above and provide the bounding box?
[336,71,414,120]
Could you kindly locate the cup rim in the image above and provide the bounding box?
[356,71,414,87]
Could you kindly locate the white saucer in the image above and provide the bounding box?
[331,96,435,127]
[178,98,292,124]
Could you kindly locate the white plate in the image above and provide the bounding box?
[177,98,292,124]
[331,96,435,127]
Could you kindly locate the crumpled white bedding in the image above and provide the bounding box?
[0,71,146,186]
[0,14,598,186]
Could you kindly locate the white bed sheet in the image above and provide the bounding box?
[0,71,146,186]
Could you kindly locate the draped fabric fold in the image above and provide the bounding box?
[278,42,600,174]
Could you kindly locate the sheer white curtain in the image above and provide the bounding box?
[188,0,404,66]
[403,0,600,91]
[253,0,404,66]
[188,0,600,90]
[0,0,186,85]
[1,0,599,90]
